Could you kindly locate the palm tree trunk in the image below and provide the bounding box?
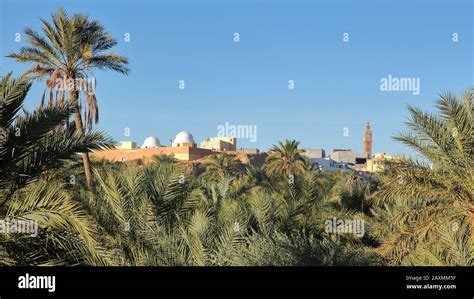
[70,90,93,189]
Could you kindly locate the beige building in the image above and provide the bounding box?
[92,131,211,163]
[200,137,237,151]
[91,131,263,165]
[118,141,137,150]
[302,148,325,159]
[366,152,394,173]
[92,145,214,163]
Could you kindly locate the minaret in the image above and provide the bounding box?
[363,122,372,158]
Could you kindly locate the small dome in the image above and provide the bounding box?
[142,136,160,148]
[174,131,194,144]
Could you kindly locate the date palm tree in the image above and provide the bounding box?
[265,139,308,178]
[200,153,244,182]
[372,88,473,264]
[0,72,115,265]
[0,72,114,199]
[375,89,473,205]
[7,8,129,188]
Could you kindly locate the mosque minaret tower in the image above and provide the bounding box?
[363,122,372,158]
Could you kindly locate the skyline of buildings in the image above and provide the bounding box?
[92,121,393,173]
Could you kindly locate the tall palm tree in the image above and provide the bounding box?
[265,139,308,178]
[371,88,473,264]
[7,8,129,188]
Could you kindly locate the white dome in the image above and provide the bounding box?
[142,136,161,148]
[174,131,194,144]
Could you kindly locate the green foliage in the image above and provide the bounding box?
[200,153,245,183]
[370,88,474,265]
[0,73,115,265]
[0,150,373,267]
[0,73,114,194]
[69,159,380,266]
[0,180,110,266]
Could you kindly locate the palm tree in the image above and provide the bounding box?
[0,180,111,266]
[0,72,114,199]
[152,154,175,165]
[200,153,243,182]
[0,73,114,265]
[375,89,473,205]
[403,221,474,266]
[371,88,473,264]
[265,139,308,178]
[7,8,129,188]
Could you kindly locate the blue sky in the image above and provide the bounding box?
[1,0,472,156]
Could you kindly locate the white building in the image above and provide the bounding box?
[312,158,350,172]
[141,136,161,148]
[172,131,196,148]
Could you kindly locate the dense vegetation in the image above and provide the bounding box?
[1,72,472,266]
[0,8,472,266]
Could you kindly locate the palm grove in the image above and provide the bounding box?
[0,9,473,266]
